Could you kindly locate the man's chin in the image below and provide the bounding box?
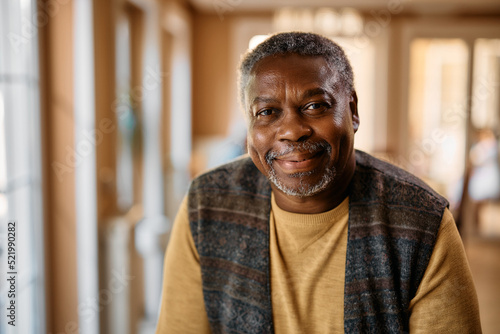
[267,168,336,198]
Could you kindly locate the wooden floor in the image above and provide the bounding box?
[464,236,500,334]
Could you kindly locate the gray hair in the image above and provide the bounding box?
[238,32,354,111]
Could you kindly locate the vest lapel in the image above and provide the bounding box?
[189,157,274,333]
[344,151,447,333]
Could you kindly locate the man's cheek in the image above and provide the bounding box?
[248,145,268,175]
[247,143,260,163]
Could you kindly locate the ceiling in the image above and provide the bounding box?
[188,0,500,15]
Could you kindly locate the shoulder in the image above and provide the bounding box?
[352,150,449,215]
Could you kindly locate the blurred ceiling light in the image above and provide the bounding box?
[273,7,363,37]
[314,8,342,35]
[340,8,364,36]
[274,7,295,32]
[297,8,315,32]
[249,34,270,50]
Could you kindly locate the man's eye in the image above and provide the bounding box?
[257,109,274,117]
[306,103,325,110]
[304,102,330,114]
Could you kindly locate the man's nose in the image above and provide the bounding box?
[276,111,313,142]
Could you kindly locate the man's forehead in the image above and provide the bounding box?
[250,53,334,75]
[247,54,342,93]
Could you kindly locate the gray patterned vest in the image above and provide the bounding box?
[188,150,448,333]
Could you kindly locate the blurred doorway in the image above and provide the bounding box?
[405,23,500,238]
[408,38,469,210]
[468,38,500,237]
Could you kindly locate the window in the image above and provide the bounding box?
[0,0,46,333]
[472,38,500,130]
[408,38,469,206]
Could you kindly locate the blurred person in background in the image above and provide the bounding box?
[155,32,481,333]
[469,128,500,231]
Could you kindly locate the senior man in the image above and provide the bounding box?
[156,32,481,333]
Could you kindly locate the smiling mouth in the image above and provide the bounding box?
[276,150,323,163]
[265,141,332,174]
[273,150,325,174]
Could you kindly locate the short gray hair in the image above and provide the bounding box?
[238,32,354,111]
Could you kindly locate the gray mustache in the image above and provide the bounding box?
[265,141,331,164]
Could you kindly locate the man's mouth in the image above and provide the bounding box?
[265,141,332,174]
[273,150,325,174]
[276,151,323,163]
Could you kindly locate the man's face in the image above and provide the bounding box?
[245,54,359,199]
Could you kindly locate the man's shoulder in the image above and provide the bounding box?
[353,150,449,210]
[189,155,271,196]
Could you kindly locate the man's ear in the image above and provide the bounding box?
[350,91,360,133]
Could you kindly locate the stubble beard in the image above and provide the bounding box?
[265,141,336,198]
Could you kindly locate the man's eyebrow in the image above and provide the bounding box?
[249,88,334,107]
[301,88,330,100]
[250,96,280,107]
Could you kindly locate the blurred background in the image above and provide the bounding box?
[0,0,499,333]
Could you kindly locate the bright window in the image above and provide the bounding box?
[472,38,500,130]
[0,0,46,333]
[408,38,469,206]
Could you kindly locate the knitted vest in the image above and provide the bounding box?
[188,150,448,333]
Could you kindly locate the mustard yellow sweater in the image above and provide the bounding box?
[155,195,481,333]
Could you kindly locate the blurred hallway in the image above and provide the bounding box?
[0,0,499,333]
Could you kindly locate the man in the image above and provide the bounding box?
[156,32,481,333]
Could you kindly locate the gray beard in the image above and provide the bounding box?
[265,141,336,198]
